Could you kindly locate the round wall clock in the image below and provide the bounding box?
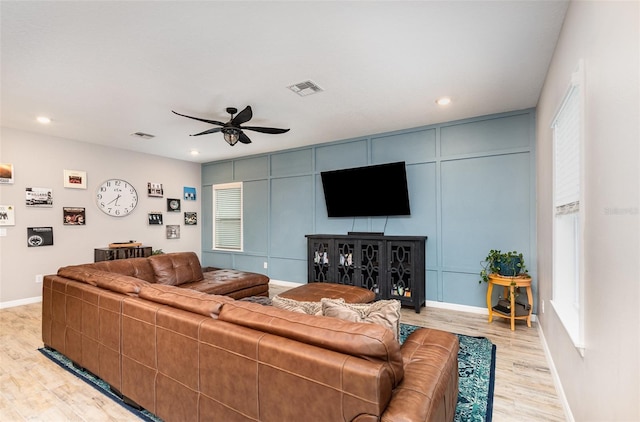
[96,179,138,217]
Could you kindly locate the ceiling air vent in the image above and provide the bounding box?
[287,80,323,97]
[130,132,155,140]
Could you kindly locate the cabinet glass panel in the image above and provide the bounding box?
[388,243,414,299]
[336,240,357,285]
[310,240,331,282]
[359,241,382,296]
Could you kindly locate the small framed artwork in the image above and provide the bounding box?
[148,182,164,198]
[166,225,180,239]
[26,187,53,207]
[63,207,86,225]
[167,198,181,212]
[184,187,196,201]
[0,163,14,184]
[63,169,87,189]
[0,205,16,226]
[27,227,54,247]
[184,212,197,225]
[148,212,163,225]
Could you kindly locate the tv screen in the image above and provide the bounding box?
[320,161,411,217]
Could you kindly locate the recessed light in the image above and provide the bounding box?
[37,116,51,124]
[190,150,200,156]
[436,97,452,106]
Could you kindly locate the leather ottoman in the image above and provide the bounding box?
[278,283,375,304]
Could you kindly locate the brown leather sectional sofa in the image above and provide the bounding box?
[42,252,459,422]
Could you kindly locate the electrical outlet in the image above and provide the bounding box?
[263,262,268,269]
[35,274,43,284]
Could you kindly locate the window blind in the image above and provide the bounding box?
[553,84,581,215]
[214,185,242,250]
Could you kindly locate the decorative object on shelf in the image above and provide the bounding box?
[27,226,53,247]
[96,179,138,217]
[167,198,181,212]
[184,212,197,225]
[166,225,180,239]
[26,187,53,207]
[148,212,163,225]
[147,182,163,197]
[183,186,196,201]
[151,249,164,255]
[172,105,289,146]
[0,163,14,184]
[108,241,141,248]
[63,169,87,189]
[0,205,15,226]
[479,249,527,283]
[63,207,86,225]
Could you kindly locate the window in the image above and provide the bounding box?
[212,182,243,251]
[551,60,585,354]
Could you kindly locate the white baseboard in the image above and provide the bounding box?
[0,295,42,309]
[537,323,574,422]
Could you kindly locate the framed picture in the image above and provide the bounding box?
[183,186,196,201]
[0,163,14,184]
[27,227,54,247]
[148,182,163,197]
[63,207,86,225]
[26,187,53,207]
[148,212,163,225]
[184,212,197,225]
[166,225,180,239]
[63,169,87,189]
[167,198,181,212]
[0,205,15,226]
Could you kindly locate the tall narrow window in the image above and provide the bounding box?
[551,60,585,354]
[213,182,243,251]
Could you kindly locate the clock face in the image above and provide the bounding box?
[96,179,138,217]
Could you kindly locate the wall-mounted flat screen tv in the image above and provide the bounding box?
[320,161,411,217]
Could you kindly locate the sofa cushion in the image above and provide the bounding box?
[57,266,146,295]
[271,296,345,316]
[216,300,404,386]
[148,252,204,286]
[138,284,232,317]
[91,258,156,283]
[321,298,401,340]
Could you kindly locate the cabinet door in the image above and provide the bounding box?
[357,239,384,297]
[387,241,419,302]
[308,238,333,282]
[335,239,357,285]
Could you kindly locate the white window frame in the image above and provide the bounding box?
[550,60,586,356]
[212,182,243,251]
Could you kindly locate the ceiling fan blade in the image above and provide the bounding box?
[241,126,290,134]
[238,131,252,144]
[190,127,223,136]
[172,110,226,126]
[231,106,253,126]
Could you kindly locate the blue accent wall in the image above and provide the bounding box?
[201,109,537,309]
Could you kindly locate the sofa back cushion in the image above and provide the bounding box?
[91,258,156,283]
[138,284,232,317]
[216,301,404,386]
[57,266,147,295]
[148,252,204,286]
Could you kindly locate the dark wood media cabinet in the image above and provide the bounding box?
[306,233,426,313]
[94,246,152,262]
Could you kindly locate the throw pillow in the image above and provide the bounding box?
[321,298,401,340]
[272,296,345,316]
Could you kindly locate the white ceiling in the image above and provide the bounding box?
[1,1,569,163]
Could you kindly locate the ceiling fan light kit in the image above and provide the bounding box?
[172,105,289,146]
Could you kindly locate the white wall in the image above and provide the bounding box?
[536,1,639,421]
[0,127,201,307]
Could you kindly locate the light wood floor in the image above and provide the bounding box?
[0,284,567,421]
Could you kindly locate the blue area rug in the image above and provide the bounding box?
[400,324,496,422]
[39,323,495,422]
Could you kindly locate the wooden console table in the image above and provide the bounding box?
[486,273,533,331]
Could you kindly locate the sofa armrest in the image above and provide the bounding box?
[382,328,459,422]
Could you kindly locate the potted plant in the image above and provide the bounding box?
[479,249,527,284]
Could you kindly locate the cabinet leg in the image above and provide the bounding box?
[486,282,494,323]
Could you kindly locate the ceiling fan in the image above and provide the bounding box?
[172,106,290,146]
